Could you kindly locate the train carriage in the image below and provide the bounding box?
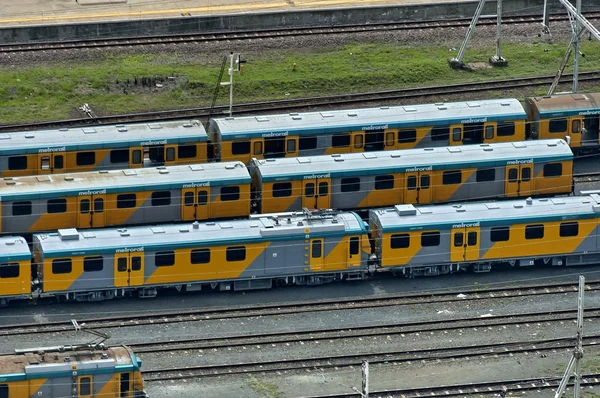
[31,210,370,302]
[251,139,573,214]
[0,345,147,398]
[525,92,600,152]
[0,162,251,235]
[369,194,600,277]
[0,236,31,306]
[0,120,208,177]
[209,98,527,163]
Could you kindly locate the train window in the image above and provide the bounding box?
[132,150,142,164]
[311,241,322,258]
[273,182,292,197]
[543,163,562,177]
[0,263,19,279]
[221,186,240,201]
[178,145,197,159]
[525,224,544,240]
[354,134,364,149]
[385,132,395,147]
[350,237,359,255]
[120,373,131,396]
[94,198,104,213]
[55,155,64,169]
[375,175,394,190]
[0,383,7,398]
[407,176,417,190]
[132,257,141,271]
[390,234,410,249]
[521,167,531,182]
[12,201,32,216]
[431,126,449,141]
[421,231,440,247]
[198,191,208,205]
[452,128,461,142]
[287,139,296,153]
[52,259,72,274]
[560,222,579,237]
[117,258,127,272]
[341,177,360,192]
[442,170,462,185]
[110,149,129,164]
[227,246,246,262]
[305,183,315,197]
[191,249,211,264]
[490,227,510,242]
[8,155,27,170]
[254,141,263,156]
[332,134,350,148]
[453,232,463,247]
[398,129,417,143]
[41,156,50,170]
[76,151,96,166]
[508,168,518,182]
[151,191,171,206]
[497,122,515,136]
[117,194,137,209]
[299,136,318,150]
[467,232,477,246]
[155,251,175,267]
[485,125,495,140]
[476,168,496,182]
[83,256,103,272]
[166,147,176,162]
[549,118,567,133]
[318,182,328,196]
[232,140,251,155]
[421,175,430,189]
[79,377,91,396]
[572,119,581,134]
[184,192,194,206]
[47,199,67,214]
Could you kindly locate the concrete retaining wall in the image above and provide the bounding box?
[1,0,599,44]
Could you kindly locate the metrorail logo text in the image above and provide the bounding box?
[140,139,167,146]
[262,132,289,138]
[303,174,330,180]
[405,166,433,172]
[506,159,533,165]
[362,124,388,131]
[182,182,210,188]
[115,247,144,253]
[460,117,488,124]
[38,146,66,153]
[78,189,107,196]
[452,222,480,228]
[579,110,600,116]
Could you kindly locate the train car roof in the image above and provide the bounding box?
[525,92,600,118]
[34,211,367,257]
[210,98,526,139]
[370,194,600,233]
[0,120,207,156]
[252,140,572,181]
[0,162,249,200]
[0,345,140,382]
[0,236,31,262]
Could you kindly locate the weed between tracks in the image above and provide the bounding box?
[1,41,600,123]
[246,375,281,398]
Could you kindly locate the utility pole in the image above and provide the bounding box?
[554,276,585,398]
[351,361,370,398]
[218,52,247,117]
[572,0,582,93]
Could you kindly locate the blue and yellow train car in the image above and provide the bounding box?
[525,92,600,153]
[369,194,600,277]
[252,139,573,214]
[0,162,250,235]
[0,345,147,398]
[0,120,208,177]
[0,236,31,306]
[31,210,369,301]
[209,98,527,163]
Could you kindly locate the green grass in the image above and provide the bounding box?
[246,375,281,398]
[1,40,599,123]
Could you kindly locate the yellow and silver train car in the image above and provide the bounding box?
[0,345,147,398]
[0,120,208,177]
[0,236,31,305]
[31,210,370,301]
[252,139,573,214]
[369,194,600,277]
[0,162,250,235]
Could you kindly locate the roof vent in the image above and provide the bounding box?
[25,134,35,139]
[526,197,533,205]
[192,221,200,229]
[123,170,137,176]
[183,123,193,128]
[179,228,189,233]
[118,127,128,132]
[348,112,358,117]
[151,227,165,234]
[99,170,109,174]
[297,221,304,226]
[189,164,204,171]
[58,229,80,241]
[59,128,68,132]
[292,116,302,120]
[513,204,523,209]
[159,170,169,174]
[0,134,9,140]
[82,128,96,134]
[394,204,417,216]
[547,141,558,147]
[120,231,130,237]
[149,124,163,129]
[64,176,74,181]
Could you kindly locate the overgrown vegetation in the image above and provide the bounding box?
[246,375,281,398]
[0,40,599,123]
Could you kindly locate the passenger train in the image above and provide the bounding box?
[0,140,573,235]
[0,92,598,177]
[2,194,600,305]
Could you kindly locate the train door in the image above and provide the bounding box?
[505,164,533,197]
[450,226,480,262]
[347,236,361,268]
[77,375,92,398]
[570,116,584,147]
[119,373,132,398]
[129,146,143,168]
[181,187,210,221]
[302,179,330,209]
[450,125,463,146]
[310,239,324,271]
[365,130,385,151]
[351,132,364,153]
[164,144,178,166]
[482,122,496,143]
[403,172,432,204]
[77,194,106,229]
[285,137,298,157]
[37,152,65,174]
[114,252,144,287]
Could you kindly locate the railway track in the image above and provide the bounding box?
[2,280,598,336]
[1,12,599,54]
[1,71,599,133]
[574,171,600,182]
